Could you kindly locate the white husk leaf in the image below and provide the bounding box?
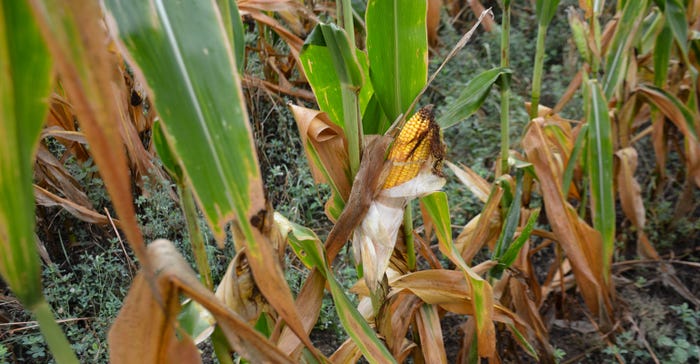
[353,172,445,293]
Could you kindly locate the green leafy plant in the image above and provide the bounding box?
[2,0,699,362]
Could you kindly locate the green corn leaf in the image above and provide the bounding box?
[535,0,561,27]
[152,120,184,182]
[639,8,664,56]
[490,171,524,278]
[603,0,649,99]
[1,2,80,363]
[664,0,688,57]
[300,25,372,128]
[585,80,615,278]
[106,0,254,242]
[300,23,367,175]
[562,124,589,197]
[366,0,427,121]
[654,24,673,87]
[282,215,396,363]
[421,192,495,358]
[492,208,540,278]
[0,0,51,308]
[361,94,391,135]
[216,0,245,74]
[438,67,511,129]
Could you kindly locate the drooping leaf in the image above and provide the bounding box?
[615,147,646,229]
[34,185,113,226]
[281,214,396,363]
[421,192,496,359]
[638,84,700,187]
[454,185,504,264]
[446,161,491,203]
[366,0,428,121]
[602,0,649,99]
[438,67,511,128]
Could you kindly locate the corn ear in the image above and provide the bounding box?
[383,105,439,189]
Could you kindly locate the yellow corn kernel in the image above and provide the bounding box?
[383,106,435,189]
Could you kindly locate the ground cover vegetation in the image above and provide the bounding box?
[1,0,699,362]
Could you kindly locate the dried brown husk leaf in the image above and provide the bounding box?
[34,185,113,226]
[30,0,147,263]
[109,240,294,364]
[523,119,613,330]
[215,249,269,323]
[638,85,700,187]
[46,94,90,161]
[329,338,362,363]
[34,144,91,207]
[414,303,448,364]
[455,187,503,264]
[289,104,351,209]
[377,292,422,357]
[446,160,490,203]
[615,147,645,229]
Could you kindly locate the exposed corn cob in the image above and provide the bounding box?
[383,105,443,189]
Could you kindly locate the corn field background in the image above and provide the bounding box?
[1,0,700,363]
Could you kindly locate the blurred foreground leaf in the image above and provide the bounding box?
[106,0,316,355]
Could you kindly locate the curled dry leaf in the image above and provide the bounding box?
[638,84,700,187]
[215,249,269,323]
[329,338,362,364]
[446,160,490,203]
[615,147,645,228]
[108,239,294,364]
[289,104,351,210]
[34,185,114,226]
[34,144,91,207]
[455,187,503,264]
[46,94,90,161]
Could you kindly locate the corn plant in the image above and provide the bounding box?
[2,0,698,362]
